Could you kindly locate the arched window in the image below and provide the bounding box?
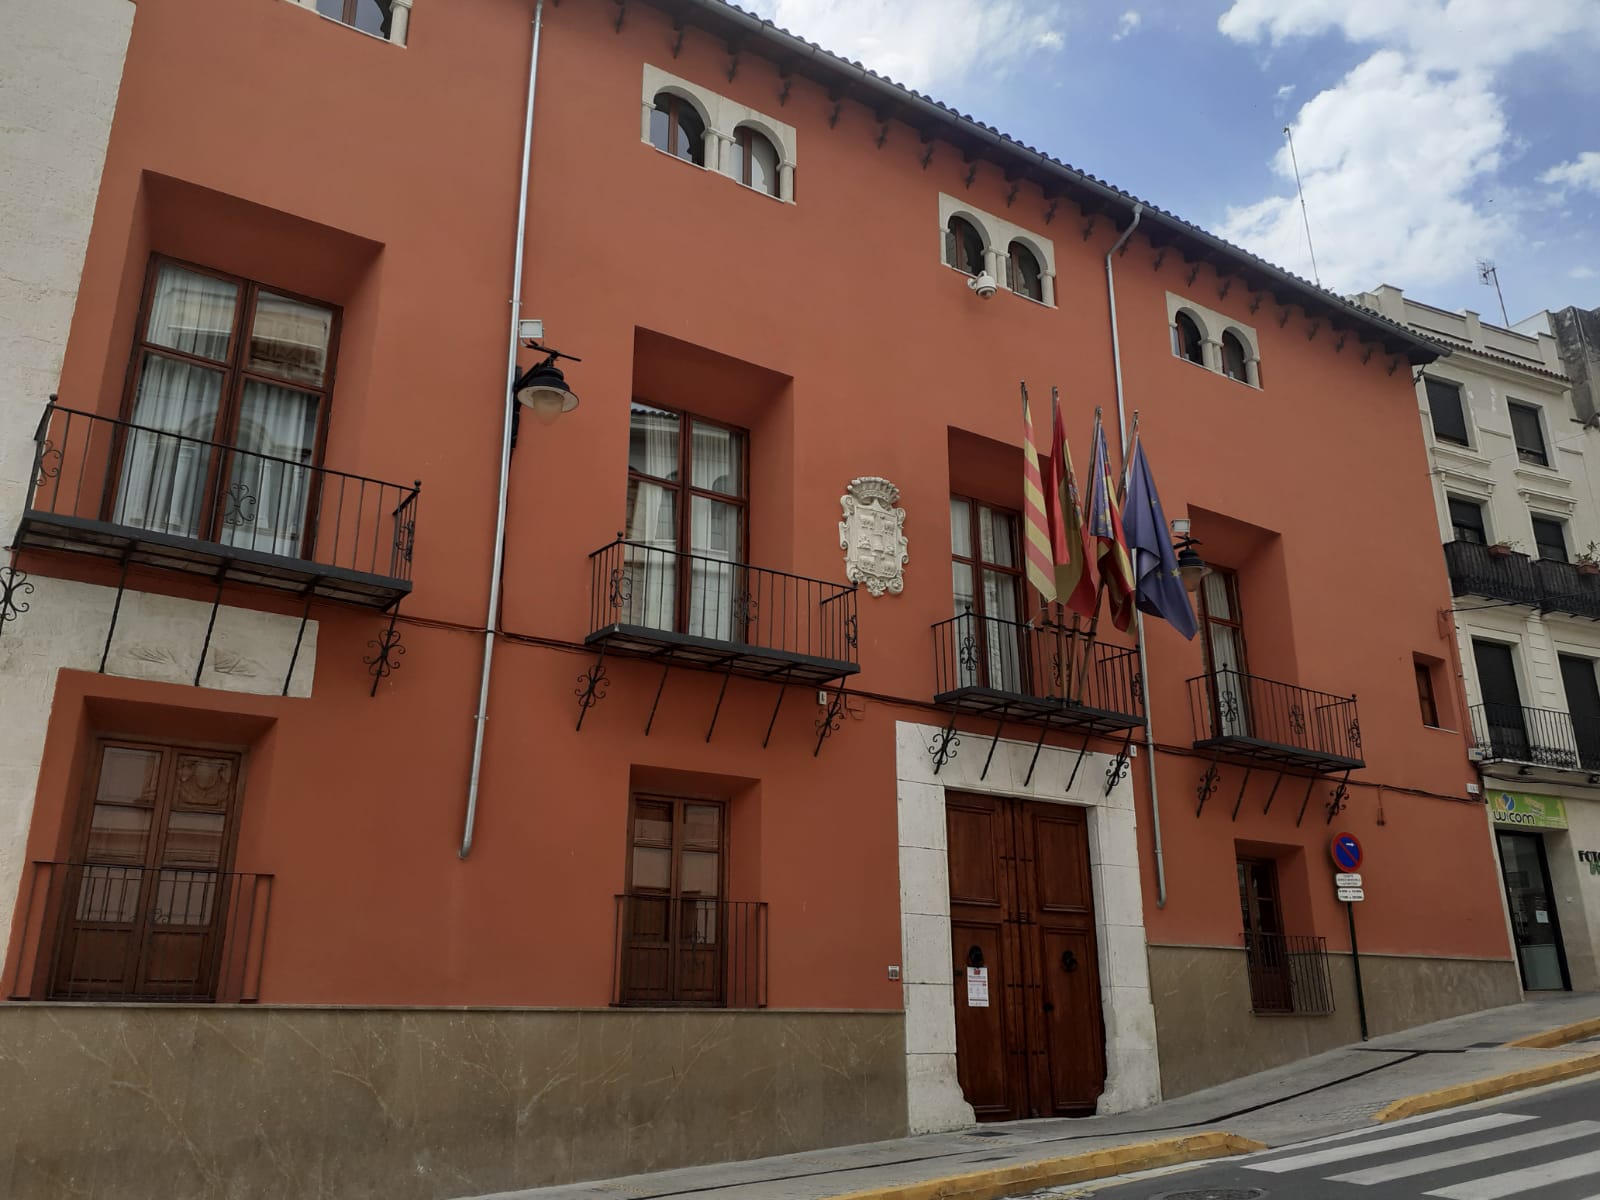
[1008,241,1044,302]
[731,126,781,196]
[1221,331,1249,382]
[945,216,986,276]
[1173,312,1204,365]
[648,92,705,165]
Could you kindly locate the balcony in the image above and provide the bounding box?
[1446,540,1600,620]
[1242,931,1334,1015]
[15,400,419,609]
[6,861,273,1003]
[611,894,767,1008]
[930,611,1145,734]
[1471,702,1600,774]
[1188,668,1364,773]
[585,538,858,687]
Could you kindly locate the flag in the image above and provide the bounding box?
[1086,411,1136,631]
[1045,389,1097,618]
[1123,432,1198,639]
[1020,386,1056,604]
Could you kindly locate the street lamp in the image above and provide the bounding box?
[512,342,582,425]
[1170,517,1209,593]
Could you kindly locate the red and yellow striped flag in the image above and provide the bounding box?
[1021,384,1056,604]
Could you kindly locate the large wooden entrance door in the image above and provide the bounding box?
[52,740,243,1000]
[946,792,1106,1119]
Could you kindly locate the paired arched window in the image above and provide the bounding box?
[945,216,986,276]
[731,126,780,196]
[1221,331,1249,381]
[648,92,705,165]
[1008,241,1044,302]
[1173,312,1205,365]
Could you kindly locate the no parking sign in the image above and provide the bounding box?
[1331,832,1363,872]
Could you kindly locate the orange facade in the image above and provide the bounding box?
[8,0,1510,1026]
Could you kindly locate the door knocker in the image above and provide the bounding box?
[1060,949,1078,973]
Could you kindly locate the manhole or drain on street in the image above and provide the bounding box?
[1155,1190,1265,1200]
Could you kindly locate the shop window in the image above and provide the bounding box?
[730,125,780,196]
[618,795,727,1005]
[1173,311,1205,365]
[648,92,706,165]
[1448,496,1488,545]
[944,216,986,277]
[1221,331,1249,381]
[116,258,336,560]
[1007,241,1044,302]
[624,403,746,640]
[950,496,1024,693]
[1426,377,1470,446]
[1532,515,1568,563]
[1509,401,1550,467]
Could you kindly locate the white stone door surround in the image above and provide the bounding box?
[895,720,1161,1132]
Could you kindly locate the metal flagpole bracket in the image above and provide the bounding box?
[928,715,960,774]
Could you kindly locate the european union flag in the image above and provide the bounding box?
[1123,436,1197,640]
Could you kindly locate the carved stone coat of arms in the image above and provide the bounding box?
[839,476,908,597]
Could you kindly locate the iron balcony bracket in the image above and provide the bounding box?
[643,662,671,736]
[928,714,961,774]
[363,606,406,698]
[194,570,228,687]
[97,555,132,672]
[1022,717,1051,788]
[1295,774,1319,826]
[1103,730,1134,798]
[1325,770,1352,824]
[574,648,609,731]
[980,718,1007,781]
[1195,761,1221,817]
[1230,765,1256,821]
[0,562,34,638]
[1065,732,1092,794]
[1261,769,1286,817]
[282,590,315,697]
[706,665,735,743]
[761,669,793,749]
[813,689,845,758]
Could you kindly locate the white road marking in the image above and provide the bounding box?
[1425,1147,1600,1199]
[1329,1120,1600,1184]
[1245,1113,1536,1173]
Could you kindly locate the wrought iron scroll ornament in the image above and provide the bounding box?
[928,721,961,774]
[840,476,908,598]
[732,590,758,628]
[575,653,610,731]
[1104,734,1133,797]
[363,611,406,697]
[844,612,859,649]
[1195,762,1221,816]
[607,563,633,611]
[1288,703,1306,736]
[0,565,34,636]
[1347,718,1362,749]
[222,480,258,527]
[813,690,845,757]
[1217,688,1240,727]
[33,440,62,488]
[1325,775,1350,823]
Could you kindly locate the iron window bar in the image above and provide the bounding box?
[1241,931,1334,1015]
[611,894,767,1009]
[1187,667,1364,773]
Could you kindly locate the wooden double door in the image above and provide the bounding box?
[947,793,1106,1120]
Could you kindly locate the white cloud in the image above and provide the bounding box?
[1217,1,1600,294]
[743,0,1065,91]
[1572,266,1598,280]
[1541,152,1600,196]
[1113,11,1141,41]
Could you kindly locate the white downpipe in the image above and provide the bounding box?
[462,0,544,859]
[1105,204,1168,909]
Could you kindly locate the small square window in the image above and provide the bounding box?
[1531,516,1568,563]
[1425,378,1469,446]
[1448,497,1487,545]
[1508,401,1549,467]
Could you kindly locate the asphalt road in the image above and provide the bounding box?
[1026,1075,1600,1200]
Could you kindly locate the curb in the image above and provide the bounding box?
[821,1132,1266,1200]
[1374,1051,1600,1122]
[1505,1016,1600,1049]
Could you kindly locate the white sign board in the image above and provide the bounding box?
[1335,872,1362,888]
[966,967,989,1007]
[1337,886,1365,902]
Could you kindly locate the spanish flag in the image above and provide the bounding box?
[1020,385,1056,605]
[1087,409,1136,631]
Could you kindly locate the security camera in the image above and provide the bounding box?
[968,272,998,299]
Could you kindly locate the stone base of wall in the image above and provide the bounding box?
[0,1005,906,1199]
[1149,944,1523,1098]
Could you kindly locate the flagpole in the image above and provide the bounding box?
[1074,406,1109,704]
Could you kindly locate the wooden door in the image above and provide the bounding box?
[1238,857,1291,1012]
[946,793,1105,1120]
[620,796,726,1005]
[53,741,242,1000]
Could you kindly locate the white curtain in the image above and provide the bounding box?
[688,422,739,642]
[114,355,222,538]
[218,382,318,558]
[1203,573,1250,736]
[146,266,236,361]
[624,405,682,630]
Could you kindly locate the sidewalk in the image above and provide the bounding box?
[455,993,1600,1200]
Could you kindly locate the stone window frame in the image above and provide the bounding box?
[641,65,797,204]
[285,0,415,46]
[1164,293,1262,387]
[936,194,1057,307]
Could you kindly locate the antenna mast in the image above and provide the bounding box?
[1283,125,1321,287]
[1478,260,1510,326]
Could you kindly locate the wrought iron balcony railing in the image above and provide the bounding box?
[1188,668,1364,772]
[611,894,767,1008]
[1445,540,1600,619]
[930,611,1144,733]
[586,538,858,686]
[1471,702,1600,772]
[6,861,273,1004]
[1242,931,1334,1015]
[15,399,419,608]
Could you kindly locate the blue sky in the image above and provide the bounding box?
[744,0,1600,325]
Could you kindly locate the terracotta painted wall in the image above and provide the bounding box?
[5,0,1510,1011]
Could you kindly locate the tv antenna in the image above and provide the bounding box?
[1283,125,1321,287]
[1477,260,1509,326]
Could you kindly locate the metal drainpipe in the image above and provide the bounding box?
[461,0,544,859]
[1105,203,1169,908]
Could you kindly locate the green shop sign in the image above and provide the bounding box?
[1490,790,1568,830]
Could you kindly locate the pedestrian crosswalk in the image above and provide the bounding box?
[1243,1109,1600,1198]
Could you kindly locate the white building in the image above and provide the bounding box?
[1358,284,1600,996]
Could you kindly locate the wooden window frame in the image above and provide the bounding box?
[1197,567,1249,677]
[1238,856,1293,1013]
[623,794,728,899]
[1415,660,1441,727]
[115,255,341,546]
[945,217,985,276]
[1531,514,1568,563]
[650,93,705,165]
[1509,401,1550,467]
[1425,377,1470,446]
[620,794,729,1007]
[1448,496,1488,545]
[1007,241,1043,302]
[950,494,1027,691]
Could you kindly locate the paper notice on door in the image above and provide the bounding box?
[1536,910,1550,924]
[966,967,989,1007]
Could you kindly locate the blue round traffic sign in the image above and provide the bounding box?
[1331,832,1363,872]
